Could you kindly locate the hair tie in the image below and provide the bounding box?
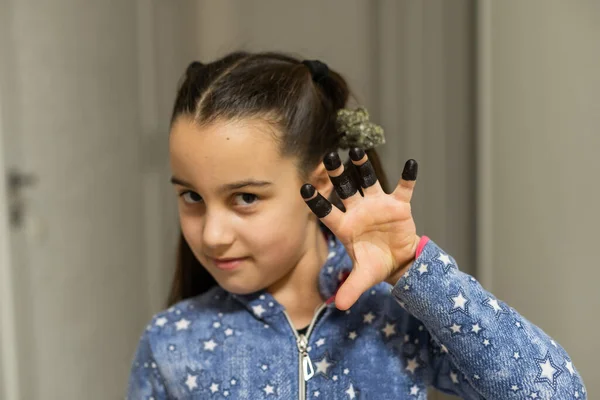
[302,60,329,83]
[186,61,204,77]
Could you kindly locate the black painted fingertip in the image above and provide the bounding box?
[323,152,342,171]
[330,171,358,200]
[349,147,365,162]
[401,159,418,181]
[356,159,378,188]
[300,183,316,199]
[305,192,333,218]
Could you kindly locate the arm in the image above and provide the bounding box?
[391,237,587,399]
[126,329,170,399]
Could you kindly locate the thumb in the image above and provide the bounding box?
[333,261,386,311]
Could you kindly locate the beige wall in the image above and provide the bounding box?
[481,0,600,396]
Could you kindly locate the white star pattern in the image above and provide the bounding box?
[535,352,562,389]
[224,390,229,397]
[168,344,176,351]
[333,375,338,381]
[210,383,219,393]
[513,352,521,360]
[449,323,462,335]
[510,384,521,392]
[405,357,420,374]
[344,368,350,375]
[363,312,376,324]
[225,328,234,336]
[449,290,469,314]
[382,323,397,338]
[345,383,357,399]
[449,371,459,384]
[483,338,491,347]
[565,360,575,375]
[263,384,275,395]
[417,263,429,275]
[213,322,221,328]
[473,374,480,380]
[529,391,539,398]
[575,391,580,398]
[437,253,452,272]
[403,284,410,291]
[185,374,198,391]
[231,379,237,385]
[316,338,326,347]
[410,385,420,396]
[261,364,268,371]
[313,390,320,397]
[253,305,266,317]
[204,339,218,351]
[483,297,506,317]
[155,317,168,327]
[315,355,334,376]
[176,318,190,331]
[471,322,483,335]
[348,331,357,340]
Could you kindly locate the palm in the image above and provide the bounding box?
[336,194,416,284]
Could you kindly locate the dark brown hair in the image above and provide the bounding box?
[166,51,389,307]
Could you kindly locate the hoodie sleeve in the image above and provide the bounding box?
[126,329,170,400]
[390,237,587,399]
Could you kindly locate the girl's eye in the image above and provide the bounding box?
[181,191,203,204]
[234,193,258,206]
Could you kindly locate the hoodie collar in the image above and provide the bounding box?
[229,226,353,321]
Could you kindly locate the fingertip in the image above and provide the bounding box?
[323,152,342,171]
[401,159,418,181]
[300,183,316,199]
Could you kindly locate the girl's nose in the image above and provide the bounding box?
[202,211,235,250]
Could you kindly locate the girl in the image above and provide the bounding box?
[127,52,586,399]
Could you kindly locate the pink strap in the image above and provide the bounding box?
[415,236,430,258]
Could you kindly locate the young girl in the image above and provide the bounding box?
[127,52,586,399]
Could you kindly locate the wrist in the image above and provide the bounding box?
[385,235,421,286]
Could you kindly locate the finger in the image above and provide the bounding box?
[333,261,385,311]
[300,183,344,232]
[323,151,361,209]
[392,159,418,203]
[349,147,383,196]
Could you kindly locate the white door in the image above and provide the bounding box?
[0,1,182,399]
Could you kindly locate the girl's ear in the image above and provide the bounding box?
[308,162,334,200]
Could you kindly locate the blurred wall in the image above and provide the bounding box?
[479,0,600,395]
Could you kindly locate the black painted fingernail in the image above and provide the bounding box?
[305,192,333,218]
[401,159,418,181]
[300,184,316,199]
[349,147,365,162]
[323,152,341,171]
[330,171,358,199]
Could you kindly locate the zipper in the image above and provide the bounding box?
[282,302,329,400]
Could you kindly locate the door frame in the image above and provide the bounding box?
[0,74,20,400]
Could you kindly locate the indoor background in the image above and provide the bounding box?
[1,1,598,399]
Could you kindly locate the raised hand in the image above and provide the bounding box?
[300,148,420,310]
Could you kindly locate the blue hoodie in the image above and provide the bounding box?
[127,232,586,399]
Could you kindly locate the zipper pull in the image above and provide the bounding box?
[302,352,314,381]
[298,335,315,381]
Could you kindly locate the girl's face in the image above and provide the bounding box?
[169,116,326,295]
